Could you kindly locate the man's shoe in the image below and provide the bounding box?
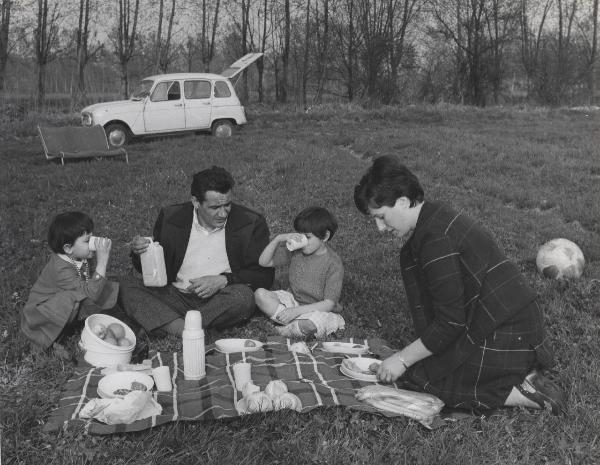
[516,371,567,415]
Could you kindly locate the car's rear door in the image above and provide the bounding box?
[183,79,212,129]
[143,80,186,132]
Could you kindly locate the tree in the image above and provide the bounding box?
[0,0,11,93]
[114,0,139,98]
[199,0,220,72]
[281,0,290,102]
[72,0,101,108]
[587,0,599,103]
[34,0,60,105]
[153,0,176,73]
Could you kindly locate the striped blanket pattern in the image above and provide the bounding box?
[44,337,379,435]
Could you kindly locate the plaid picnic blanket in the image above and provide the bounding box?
[44,337,382,435]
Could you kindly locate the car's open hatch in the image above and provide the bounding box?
[221,52,264,79]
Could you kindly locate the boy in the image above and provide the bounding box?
[254,206,345,338]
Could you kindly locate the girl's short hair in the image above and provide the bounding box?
[293,206,338,240]
[47,211,94,253]
[354,155,424,214]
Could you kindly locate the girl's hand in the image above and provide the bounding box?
[376,353,408,384]
[275,307,302,325]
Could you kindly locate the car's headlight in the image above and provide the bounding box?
[81,112,92,126]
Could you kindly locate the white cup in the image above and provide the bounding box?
[88,235,101,251]
[286,234,309,251]
[232,362,252,391]
[152,365,173,392]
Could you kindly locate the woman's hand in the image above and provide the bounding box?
[376,353,409,384]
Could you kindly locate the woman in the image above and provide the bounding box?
[354,155,566,414]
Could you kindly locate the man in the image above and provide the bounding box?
[120,166,274,335]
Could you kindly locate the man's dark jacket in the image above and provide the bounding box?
[132,202,274,290]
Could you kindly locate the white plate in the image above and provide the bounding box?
[215,338,263,353]
[97,371,155,399]
[321,341,369,355]
[340,358,381,382]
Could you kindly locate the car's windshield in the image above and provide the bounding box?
[131,79,154,99]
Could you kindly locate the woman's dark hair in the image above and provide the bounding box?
[354,155,424,214]
[293,206,338,240]
[191,166,235,202]
[47,211,94,253]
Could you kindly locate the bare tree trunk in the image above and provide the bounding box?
[72,0,92,109]
[315,0,329,103]
[281,0,290,103]
[35,0,60,106]
[240,0,251,101]
[159,0,176,72]
[590,0,599,104]
[114,0,140,99]
[199,0,220,72]
[0,0,11,93]
[302,0,310,108]
[154,0,164,74]
[257,0,268,103]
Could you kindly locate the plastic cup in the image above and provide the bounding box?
[152,365,173,392]
[88,236,101,251]
[286,235,309,251]
[185,310,203,330]
[232,362,252,391]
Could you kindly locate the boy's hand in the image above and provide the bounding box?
[376,353,408,384]
[94,237,112,261]
[277,232,304,243]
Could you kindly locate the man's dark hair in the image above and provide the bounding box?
[354,155,424,214]
[293,206,338,241]
[47,211,94,253]
[191,166,235,202]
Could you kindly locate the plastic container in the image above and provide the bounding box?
[140,240,168,287]
[182,311,205,380]
[80,314,136,367]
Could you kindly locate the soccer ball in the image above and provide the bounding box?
[536,238,585,279]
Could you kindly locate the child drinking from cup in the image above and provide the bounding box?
[21,211,120,358]
[254,206,345,338]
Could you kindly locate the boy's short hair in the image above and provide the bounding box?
[294,206,338,240]
[48,211,94,253]
[354,155,424,214]
[191,166,235,202]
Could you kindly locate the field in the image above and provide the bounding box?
[1,104,599,464]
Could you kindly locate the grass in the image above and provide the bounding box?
[1,104,599,464]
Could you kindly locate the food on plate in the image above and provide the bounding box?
[265,380,288,399]
[244,340,257,347]
[104,335,118,346]
[108,323,126,340]
[92,324,107,339]
[113,388,131,396]
[130,381,148,391]
[369,362,380,373]
[245,392,273,413]
[353,344,364,348]
[272,392,302,412]
[118,337,133,347]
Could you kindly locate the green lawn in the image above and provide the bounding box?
[1,104,599,464]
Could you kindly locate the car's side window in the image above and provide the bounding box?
[184,80,211,99]
[168,81,181,100]
[151,81,180,102]
[214,81,231,98]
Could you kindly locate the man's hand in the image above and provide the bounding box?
[376,353,408,384]
[131,235,152,255]
[187,275,228,299]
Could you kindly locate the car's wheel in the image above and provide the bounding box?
[212,120,234,138]
[105,123,130,148]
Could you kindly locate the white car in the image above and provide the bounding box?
[81,54,263,148]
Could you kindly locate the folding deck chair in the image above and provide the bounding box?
[37,125,129,165]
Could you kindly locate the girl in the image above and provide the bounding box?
[21,211,119,357]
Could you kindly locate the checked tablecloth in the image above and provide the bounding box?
[44,336,382,435]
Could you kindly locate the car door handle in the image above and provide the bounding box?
[174,103,183,107]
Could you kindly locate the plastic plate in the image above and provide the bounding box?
[340,357,381,382]
[215,338,263,354]
[97,371,155,399]
[321,341,369,355]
